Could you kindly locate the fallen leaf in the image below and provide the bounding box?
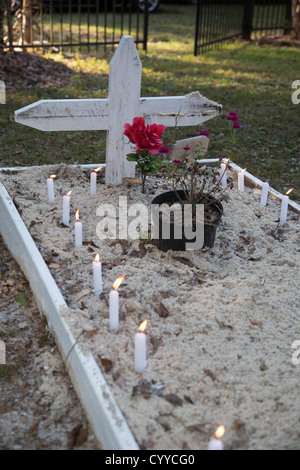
[74,289,91,303]
[100,357,114,373]
[173,256,195,267]
[15,293,29,307]
[250,320,262,329]
[184,395,195,405]
[139,241,147,256]
[0,405,13,414]
[233,418,246,430]
[68,424,88,450]
[204,369,218,382]
[27,422,39,437]
[195,272,207,284]
[85,329,98,338]
[186,423,207,433]
[163,393,183,407]
[154,302,170,318]
[150,335,162,355]
[123,177,142,184]
[115,375,127,389]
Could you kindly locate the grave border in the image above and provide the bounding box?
[0,161,299,450]
[0,174,139,451]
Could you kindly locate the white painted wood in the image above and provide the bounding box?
[172,135,209,162]
[14,35,222,185]
[228,161,300,214]
[0,181,139,450]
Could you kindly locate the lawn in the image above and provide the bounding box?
[0,3,299,200]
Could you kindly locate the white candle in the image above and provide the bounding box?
[90,166,102,196]
[75,209,83,247]
[47,174,56,202]
[220,160,228,187]
[62,190,72,226]
[238,168,246,192]
[93,253,103,296]
[280,188,293,223]
[208,425,225,451]
[109,275,125,330]
[260,182,269,207]
[135,320,147,374]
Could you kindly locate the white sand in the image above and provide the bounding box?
[1,164,299,450]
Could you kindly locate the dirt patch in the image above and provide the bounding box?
[0,50,74,91]
[0,235,100,450]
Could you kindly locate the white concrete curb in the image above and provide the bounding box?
[0,181,139,450]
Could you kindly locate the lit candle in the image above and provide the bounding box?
[208,425,225,450]
[90,166,102,196]
[62,190,72,226]
[220,159,229,187]
[280,188,293,223]
[260,182,269,207]
[135,320,148,374]
[109,275,125,330]
[75,209,83,248]
[47,174,56,202]
[238,168,246,192]
[93,253,103,296]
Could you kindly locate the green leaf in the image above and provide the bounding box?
[15,293,29,307]
[126,154,138,162]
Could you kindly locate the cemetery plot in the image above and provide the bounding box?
[0,163,299,450]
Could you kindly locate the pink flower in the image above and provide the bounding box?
[183,146,190,151]
[232,121,242,130]
[198,130,210,137]
[159,146,171,154]
[172,160,182,164]
[225,114,239,122]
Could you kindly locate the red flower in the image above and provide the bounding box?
[124,117,166,154]
[124,117,146,143]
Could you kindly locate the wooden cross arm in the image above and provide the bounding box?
[14,99,111,131]
[14,92,222,132]
[139,93,222,127]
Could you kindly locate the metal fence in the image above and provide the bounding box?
[0,0,149,52]
[194,0,292,55]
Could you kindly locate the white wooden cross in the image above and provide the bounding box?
[15,35,222,185]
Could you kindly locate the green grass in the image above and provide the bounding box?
[0,3,299,199]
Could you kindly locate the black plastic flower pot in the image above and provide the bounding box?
[151,190,223,252]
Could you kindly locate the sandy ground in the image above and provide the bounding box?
[0,163,299,450]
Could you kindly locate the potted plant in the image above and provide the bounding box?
[151,141,226,251]
[151,113,243,252]
[123,112,242,252]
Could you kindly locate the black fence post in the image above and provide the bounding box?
[0,0,4,50]
[284,0,293,34]
[194,0,201,56]
[143,0,149,51]
[242,0,255,40]
[5,0,13,50]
